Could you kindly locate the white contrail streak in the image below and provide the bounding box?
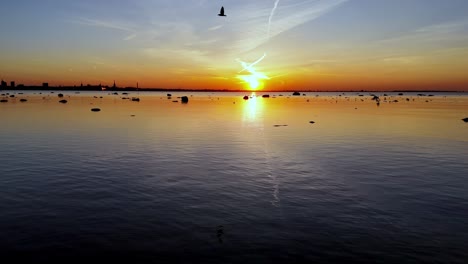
[267,0,280,39]
[237,0,281,87]
[237,53,267,73]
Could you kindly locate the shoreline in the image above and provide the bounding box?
[0,87,466,93]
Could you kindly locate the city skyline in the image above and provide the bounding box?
[1,0,468,91]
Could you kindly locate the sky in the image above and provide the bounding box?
[1,0,468,91]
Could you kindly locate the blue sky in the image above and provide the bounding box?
[1,0,468,90]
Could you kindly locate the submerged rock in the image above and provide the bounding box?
[91,108,101,112]
[59,100,68,104]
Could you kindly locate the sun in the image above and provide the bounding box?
[236,54,270,91]
[239,75,263,90]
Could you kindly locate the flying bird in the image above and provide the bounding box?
[218,6,226,17]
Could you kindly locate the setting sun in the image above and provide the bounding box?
[238,75,264,90]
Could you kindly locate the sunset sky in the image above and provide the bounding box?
[1,0,468,91]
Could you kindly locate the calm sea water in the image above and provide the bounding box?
[1,91,467,263]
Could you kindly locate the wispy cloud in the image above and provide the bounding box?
[226,0,348,53]
[70,17,137,41]
[377,19,468,44]
[208,25,223,31]
[71,17,134,32]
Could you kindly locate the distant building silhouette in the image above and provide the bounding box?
[113,80,116,89]
[43,83,49,88]
[10,81,15,88]
[1,80,7,88]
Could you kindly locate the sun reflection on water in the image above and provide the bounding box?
[242,92,265,124]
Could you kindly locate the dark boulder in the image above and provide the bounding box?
[243,95,249,100]
[131,97,140,102]
[9,95,15,98]
[59,100,68,104]
[0,99,7,103]
[462,118,468,123]
[91,108,101,112]
[58,94,64,98]
[292,92,301,96]
[20,99,28,102]
[262,94,270,98]
[309,121,315,124]
[181,96,189,103]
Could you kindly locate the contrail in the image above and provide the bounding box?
[237,53,267,73]
[267,0,280,39]
[237,0,280,88]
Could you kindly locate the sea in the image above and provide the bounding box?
[1,90,467,263]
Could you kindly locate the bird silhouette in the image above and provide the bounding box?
[218,6,226,16]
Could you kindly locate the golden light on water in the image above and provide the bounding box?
[243,92,265,122]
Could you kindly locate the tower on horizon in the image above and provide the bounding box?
[113,80,116,89]
[10,81,15,88]
[1,79,7,88]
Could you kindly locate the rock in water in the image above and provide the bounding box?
[181,96,189,103]
[309,121,315,124]
[59,100,68,104]
[292,92,301,96]
[20,99,28,102]
[0,99,8,103]
[91,108,101,112]
[58,93,64,98]
[243,95,249,100]
[262,94,270,98]
[462,118,468,123]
